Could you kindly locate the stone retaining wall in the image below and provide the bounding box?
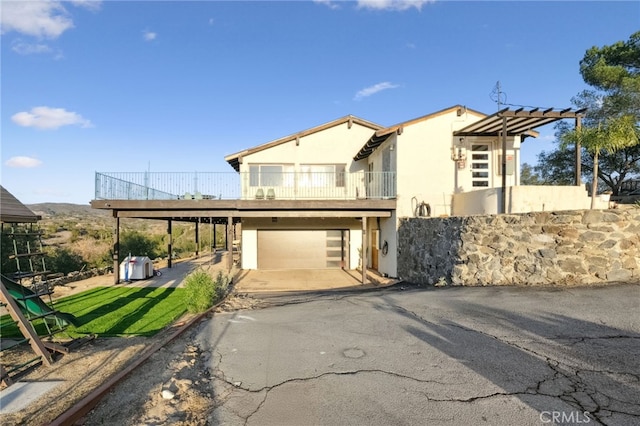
[397,209,640,286]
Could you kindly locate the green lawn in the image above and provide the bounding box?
[0,286,187,338]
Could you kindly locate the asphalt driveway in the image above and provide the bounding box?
[196,283,640,426]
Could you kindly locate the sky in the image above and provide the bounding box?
[1,0,638,205]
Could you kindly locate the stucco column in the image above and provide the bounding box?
[362,216,367,284]
[113,217,120,284]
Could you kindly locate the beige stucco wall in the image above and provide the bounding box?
[240,217,362,270]
[452,185,611,215]
[375,109,519,220]
[238,121,374,174]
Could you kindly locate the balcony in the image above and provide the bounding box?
[94,171,396,201]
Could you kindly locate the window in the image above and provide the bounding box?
[471,144,490,187]
[300,164,346,188]
[249,164,293,187]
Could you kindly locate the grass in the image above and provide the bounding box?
[0,286,187,338]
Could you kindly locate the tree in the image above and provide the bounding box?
[533,32,640,196]
[46,247,85,275]
[561,115,639,208]
[520,163,545,185]
[119,231,160,261]
[580,31,640,118]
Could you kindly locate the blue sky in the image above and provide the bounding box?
[1,0,638,204]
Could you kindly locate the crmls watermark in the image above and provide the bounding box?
[540,411,592,424]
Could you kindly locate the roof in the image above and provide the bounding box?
[225,115,383,172]
[453,107,587,137]
[354,105,486,161]
[0,186,40,223]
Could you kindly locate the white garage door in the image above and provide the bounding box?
[257,230,347,269]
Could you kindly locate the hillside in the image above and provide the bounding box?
[26,202,109,219]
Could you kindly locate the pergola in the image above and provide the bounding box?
[453,107,587,213]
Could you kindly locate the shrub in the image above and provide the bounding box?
[46,247,85,274]
[214,270,231,299]
[183,270,215,313]
[183,269,232,313]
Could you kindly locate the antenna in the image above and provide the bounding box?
[490,81,507,110]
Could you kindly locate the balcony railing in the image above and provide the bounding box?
[95,171,396,201]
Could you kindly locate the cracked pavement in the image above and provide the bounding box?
[194,283,640,425]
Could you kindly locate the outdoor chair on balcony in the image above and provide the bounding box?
[255,188,265,199]
[266,188,276,200]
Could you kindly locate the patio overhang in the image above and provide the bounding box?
[453,107,587,138]
[454,107,587,215]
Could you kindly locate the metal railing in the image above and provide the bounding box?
[95,171,396,201]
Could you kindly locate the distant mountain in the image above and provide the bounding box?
[25,203,109,219]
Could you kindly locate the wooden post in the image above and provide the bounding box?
[361,217,367,284]
[113,217,120,284]
[575,116,582,186]
[167,219,173,269]
[501,116,508,214]
[195,219,200,257]
[227,217,233,271]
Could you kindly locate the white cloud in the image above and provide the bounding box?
[354,82,400,101]
[0,1,73,38]
[357,0,434,11]
[11,40,53,55]
[143,30,157,41]
[314,0,341,10]
[11,106,93,130]
[5,156,43,168]
[0,1,101,38]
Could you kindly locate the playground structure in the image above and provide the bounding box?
[0,186,90,387]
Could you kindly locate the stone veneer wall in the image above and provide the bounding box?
[397,209,640,286]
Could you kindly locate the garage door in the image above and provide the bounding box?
[257,230,347,269]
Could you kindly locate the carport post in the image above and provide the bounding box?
[227,216,233,271]
[362,216,367,284]
[195,219,200,257]
[167,219,173,269]
[113,217,120,284]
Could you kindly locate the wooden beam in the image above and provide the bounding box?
[115,209,392,219]
[500,109,582,119]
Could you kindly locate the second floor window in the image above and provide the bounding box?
[300,164,345,188]
[249,164,294,187]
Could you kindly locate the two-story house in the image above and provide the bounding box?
[93,104,592,284]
